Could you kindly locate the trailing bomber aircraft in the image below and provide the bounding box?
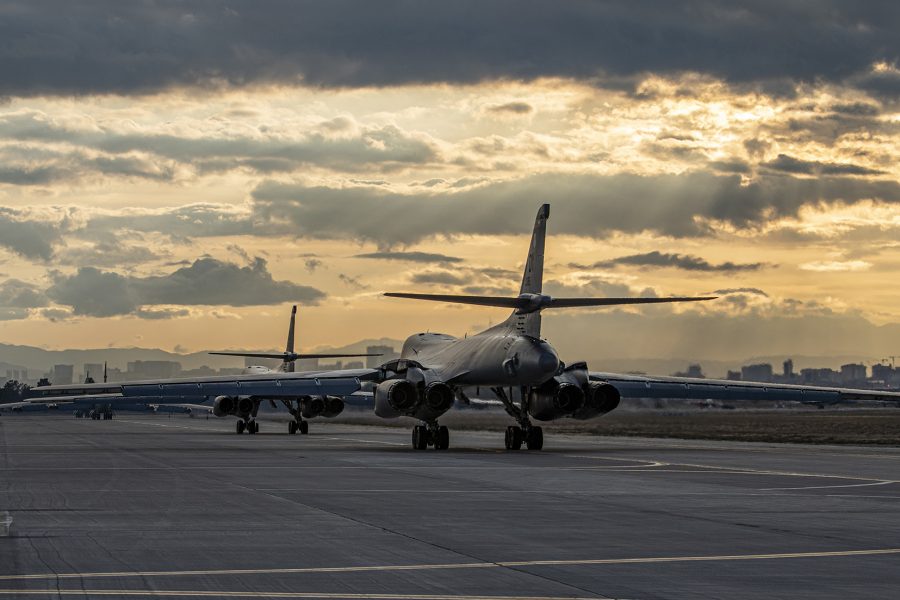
[3,306,378,435]
[7,204,900,449]
[203,304,379,434]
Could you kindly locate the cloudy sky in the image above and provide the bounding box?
[1,1,899,365]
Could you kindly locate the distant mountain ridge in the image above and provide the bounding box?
[0,338,404,374]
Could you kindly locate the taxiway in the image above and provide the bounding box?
[1,414,898,599]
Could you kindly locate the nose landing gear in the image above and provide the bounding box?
[494,386,543,450]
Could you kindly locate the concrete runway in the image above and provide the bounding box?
[1,414,898,599]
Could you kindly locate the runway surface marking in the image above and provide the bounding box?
[0,511,10,537]
[564,454,900,483]
[2,548,899,582]
[0,592,605,599]
[758,481,895,491]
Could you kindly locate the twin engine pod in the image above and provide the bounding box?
[300,395,345,419]
[213,395,254,417]
[527,381,621,421]
[374,379,455,420]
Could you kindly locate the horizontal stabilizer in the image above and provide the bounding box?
[384,293,522,309]
[548,296,715,307]
[385,292,715,312]
[209,351,381,360]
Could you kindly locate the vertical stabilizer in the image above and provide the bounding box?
[284,305,297,372]
[519,204,549,295]
[508,204,549,338]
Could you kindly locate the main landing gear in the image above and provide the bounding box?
[411,423,450,450]
[288,420,309,435]
[492,386,543,450]
[236,419,259,434]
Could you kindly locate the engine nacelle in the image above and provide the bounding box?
[411,382,455,421]
[321,396,345,418]
[300,396,326,418]
[528,382,585,421]
[571,382,621,420]
[374,379,419,418]
[213,395,235,417]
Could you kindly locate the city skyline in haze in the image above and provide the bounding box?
[0,2,898,362]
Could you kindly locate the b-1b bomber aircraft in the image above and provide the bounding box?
[8,204,900,449]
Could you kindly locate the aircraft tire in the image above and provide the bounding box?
[412,426,428,450]
[526,426,543,450]
[505,426,523,450]
[435,425,450,450]
[288,421,297,435]
[236,420,245,434]
[248,421,258,434]
[299,421,309,434]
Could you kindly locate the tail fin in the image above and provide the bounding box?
[285,305,297,354]
[520,203,549,295]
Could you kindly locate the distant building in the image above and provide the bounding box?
[801,368,839,385]
[726,370,742,381]
[127,360,181,380]
[741,363,773,383]
[366,345,398,368]
[181,365,217,378]
[871,363,894,382]
[673,364,704,378]
[344,361,364,370]
[51,364,74,385]
[840,363,867,383]
[783,359,794,379]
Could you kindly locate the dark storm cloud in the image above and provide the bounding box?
[354,251,464,264]
[0,279,48,320]
[84,204,254,240]
[762,154,885,176]
[573,251,765,273]
[0,113,438,173]
[0,209,64,260]
[46,257,324,317]
[250,171,900,246]
[410,271,467,286]
[0,1,897,96]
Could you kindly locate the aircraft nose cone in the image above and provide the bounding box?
[538,351,560,375]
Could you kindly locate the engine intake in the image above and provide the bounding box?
[528,382,585,421]
[213,395,235,417]
[572,382,621,420]
[321,396,345,418]
[374,379,420,418]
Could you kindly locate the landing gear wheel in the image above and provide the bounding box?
[236,420,245,434]
[288,421,298,435]
[435,425,450,450]
[526,426,543,450]
[248,421,258,434]
[412,425,428,450]
[299,421,309,435]
[505,426,523,450]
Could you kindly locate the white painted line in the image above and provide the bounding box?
[1,548,898,582]
[0,511,11,537]
[0,592,604,599]
[758,481,895,491]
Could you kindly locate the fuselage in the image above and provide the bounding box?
[399,328,560,387]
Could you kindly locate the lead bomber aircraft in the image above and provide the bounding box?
[6,204,900,449]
